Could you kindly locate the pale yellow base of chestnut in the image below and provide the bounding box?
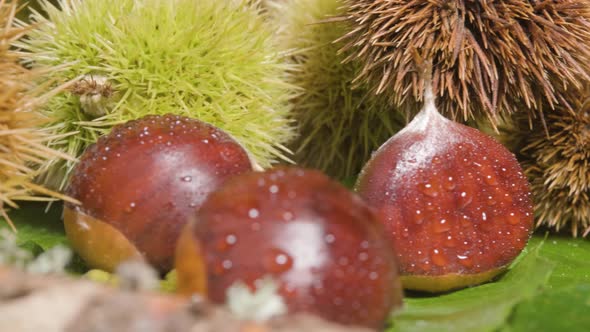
[63,206,143,272]
[174,222,207,296]
[400,267,506,293]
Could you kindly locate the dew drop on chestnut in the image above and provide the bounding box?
[265,248,294,273]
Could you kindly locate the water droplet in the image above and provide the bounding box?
[443,176,456,190]
[420,262,431,272]
[507,212,520,225]
[358,252,369,261]
[338,257,349,266]
[431,249,447,267]
[202,139,209,144]
[459,191,473,208]
[460,214,472,227]
[484,174,498,186]
[325,234,335,244]
[402,228,410,237]
[248,208,259,219]
[419,183,439,198]
[369,271,379,280]
[414,210,424,224]
[433,218,451,233]
[457,254,473,267]
[445,235,457,248]
[482,212,487,221]
[282,211,294,221]
[216,233,237,252]
[225,234,238,246]
[124,202,136,213]
[269,185,279,194]
[432,157,442,164]
[487,196,497,206]
[265,248,293,273]
[212,259,232,275]
[181,176,192,182]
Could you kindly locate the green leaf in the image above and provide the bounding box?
[160,269,178,293]
[528,236,590,289]
[503,284,590,332]
[0,202,66,250]
[1,202,89,273]
[500,237,590,332]
[389,243,555,332]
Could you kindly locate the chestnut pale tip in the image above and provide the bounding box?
[63,206,143,272]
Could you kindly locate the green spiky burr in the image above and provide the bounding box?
[18,0,296,190]
[271,0,405,180]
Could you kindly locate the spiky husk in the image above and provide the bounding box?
[340,0,590,123]
[18,0,297,190]
[501,89,590,237]
[0,0,74,229]
[14,0,58,22]
[271,0,405,180]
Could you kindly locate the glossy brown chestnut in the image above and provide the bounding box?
[355,89,534,292]
[65,114,253,272]
[175,167,403,329]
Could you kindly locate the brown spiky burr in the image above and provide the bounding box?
[0,0,76,230]
[340,0,590,123]
[506,88,590,237]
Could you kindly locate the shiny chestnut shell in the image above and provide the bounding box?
[175,167,403,328]
[65,114,253,272]
[355,105,534,292]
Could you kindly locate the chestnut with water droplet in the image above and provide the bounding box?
[64,114,253,272]
[175,167,403,328]
[355,80,534,292]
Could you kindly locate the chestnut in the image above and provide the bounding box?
[64,114,253,272]
[355,85,534,292]
[175,167,403,329]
